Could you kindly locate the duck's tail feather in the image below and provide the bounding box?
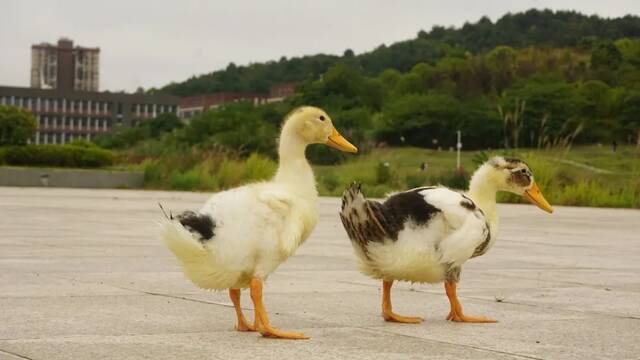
[161,215,209,264]
[160,210,229,290]
[340,182,391,252]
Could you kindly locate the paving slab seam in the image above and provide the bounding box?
[361,327,546,360]
[0,348,34,360]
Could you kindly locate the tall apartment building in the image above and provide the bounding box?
[31,38,100,92]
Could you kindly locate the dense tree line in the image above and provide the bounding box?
[157,9,640,96]
[100,37,640,164]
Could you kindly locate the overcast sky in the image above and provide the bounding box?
[1,0,639,92]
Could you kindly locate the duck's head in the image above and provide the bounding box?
[282,106,358,153]
[484,156,554,213]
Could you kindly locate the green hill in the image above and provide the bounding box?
[157,9,640,96]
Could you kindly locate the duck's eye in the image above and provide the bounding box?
[319,115,325,121]
[520,169,527,174]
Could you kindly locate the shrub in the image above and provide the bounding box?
[3,144,114,168]
[169,165,217,191]
[0,106,37,146]
[67,139,97,148]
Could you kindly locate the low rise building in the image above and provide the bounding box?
[177,83,297,120]
[178,92,267,119]
[268,83,296,102]
[0,86,178,145]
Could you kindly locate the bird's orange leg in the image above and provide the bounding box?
[229,288,256,332]
[381,280,424,324]
[249,277,309,340]
[444,281,496,323]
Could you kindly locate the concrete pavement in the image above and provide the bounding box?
[1,186,639,359]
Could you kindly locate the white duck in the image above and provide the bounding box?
[340,156,552,323]
[162,106,357,339]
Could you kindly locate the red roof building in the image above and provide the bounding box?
[178,92,267,119]
[177,83,298,120]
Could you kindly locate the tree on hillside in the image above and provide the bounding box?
[0,105,37,146]
[615,38,640,65]
[619,90,640,147]
[487,46,517,94]
[591,42,623,70]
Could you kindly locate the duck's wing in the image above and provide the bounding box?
[418,188,491,267]
[257,188,314,257]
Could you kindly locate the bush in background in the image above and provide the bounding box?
[3,144,114,168]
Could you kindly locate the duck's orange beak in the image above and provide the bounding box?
[523,181,554,213]
[326,128,358,153]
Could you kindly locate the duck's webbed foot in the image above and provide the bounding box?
[381,280,424,324]
[249,278,309,340]
[444,281,497,323]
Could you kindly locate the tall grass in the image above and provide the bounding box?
[118,144,639,208]
[138,148,276,192]
[315,147,639,208]
[497,153,639,208]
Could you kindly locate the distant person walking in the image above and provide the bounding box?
[612,140,617,153]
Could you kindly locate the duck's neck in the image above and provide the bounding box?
[466,164,499,230]
[273,128,317,200]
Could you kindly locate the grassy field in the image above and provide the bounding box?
[130,144,640,209]
[313,145,640,208]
